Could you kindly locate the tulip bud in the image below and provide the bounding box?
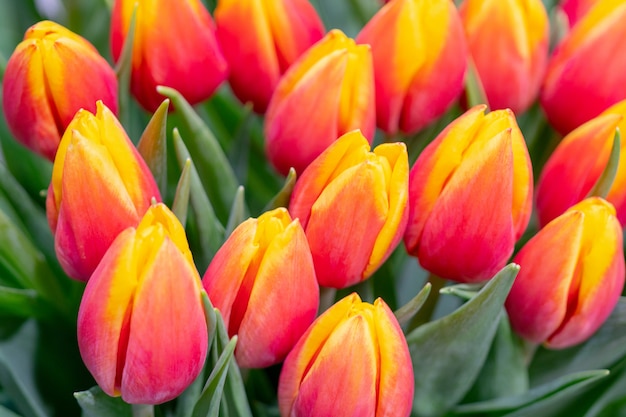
[560,0,597,27]
[278,293,414,417]
[202,208,318,368]
[506,197,625,349]
[2,20,117,161]
[46,101,161,281]
[265,29,375,175]
[289,130,409,288]
[215,0,325,113]
[540,0,626,134]
[78,203,208,404]
[536,99,626,226]
[356,0,467,135]
[110,0,228,112]
[404,105,533,283]
[460,0,549,113]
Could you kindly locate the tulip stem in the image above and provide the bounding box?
[131,404,154,417]
[406,273,446,332]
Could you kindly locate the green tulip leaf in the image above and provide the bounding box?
[158,86,240,221]
[0,287,41,319]
[264,168,297,211]
[588,128,620,199]
[74,386,131,417]
[173,129,225,271]
[407,263,519,417]
[172,158,192,226]
[439,282,485,301]
[137,98,169,196]
[465,55,489,109]
[453,369,608,415]
[225,186,246,237]
[394,282,432,327]
[0,404,22,417]
[583,358,626,417]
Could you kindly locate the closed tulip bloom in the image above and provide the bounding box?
[78,203,208,404]
[404,105,533,283]
[540,0,626,134]
[46,101,161,281]
[278,293,414,417]
[506,198,624,349]
[215,0,325,113]
[560,0,598,27]
[536,100,626,227]
[2,20,117,161]
[460,0,549,113]
[265,29,375,175]
[110,0,228,112]
[202,208,318,368]
[356,0,467,135]
[289,130,408,289]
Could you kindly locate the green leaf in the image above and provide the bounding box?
[192,336,238,417]
[588,128,620,199]
[263,168,297,212]
[453,370,608,415]
[158,86,240,221]
[394,283,431,327]
[0,404,23,417]
[465,55,489,109]
[0,287,41,319]
[173,129,225,271]
[172,158,192,226]
[137,99,170,196]
[74,386,132,417]
[583,358,626,417]
[225,186,246,237]
[406,264,519,417]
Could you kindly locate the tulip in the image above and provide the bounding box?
[110,0,228,112]
[506,197,625,349]
[459,0,549,113]
[46,101,161,281]
[536,100,626,227]
[264,29,375,176]
[202,208,318,368]
[278,293,414,417]
[404,105,533,283]
[78,203,208,404]
[540,0,626,134]
[2,20,117,161]
[560,0,597,26]
[356,0,467,135]
[289,130,408,288]
[215,0,325,113]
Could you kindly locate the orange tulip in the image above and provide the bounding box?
[560,0,598,26]
[78,203,208,404]
[215,0,325,112]
[46,101,161,281]
[264,29,375,175]
[2,20,117,161]
[110,0,228,112]
[540,0,626,134]
[278,293,414,417]
[460,0,549,113]
[404,105,533,282]
[506,197,624,349]
[289,130,408,288]
[536,99,626,226]
[356,0,467,134]
[203,208,318,368]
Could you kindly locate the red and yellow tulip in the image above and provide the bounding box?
[215,0,325,113]
[404,105,533,282]
[264,29,375,176]
[2,20,117,161]
[506,197,625,349]
[46,101,161,281]
[77,203,208,404]
[540,0,626,134]
[536,99,626,226]
[110,0,228,112]
[203,208,318,368]
[460,0,549,113]
[356,0,467,134]
[278,293,414,417]
[289,130,408,288]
